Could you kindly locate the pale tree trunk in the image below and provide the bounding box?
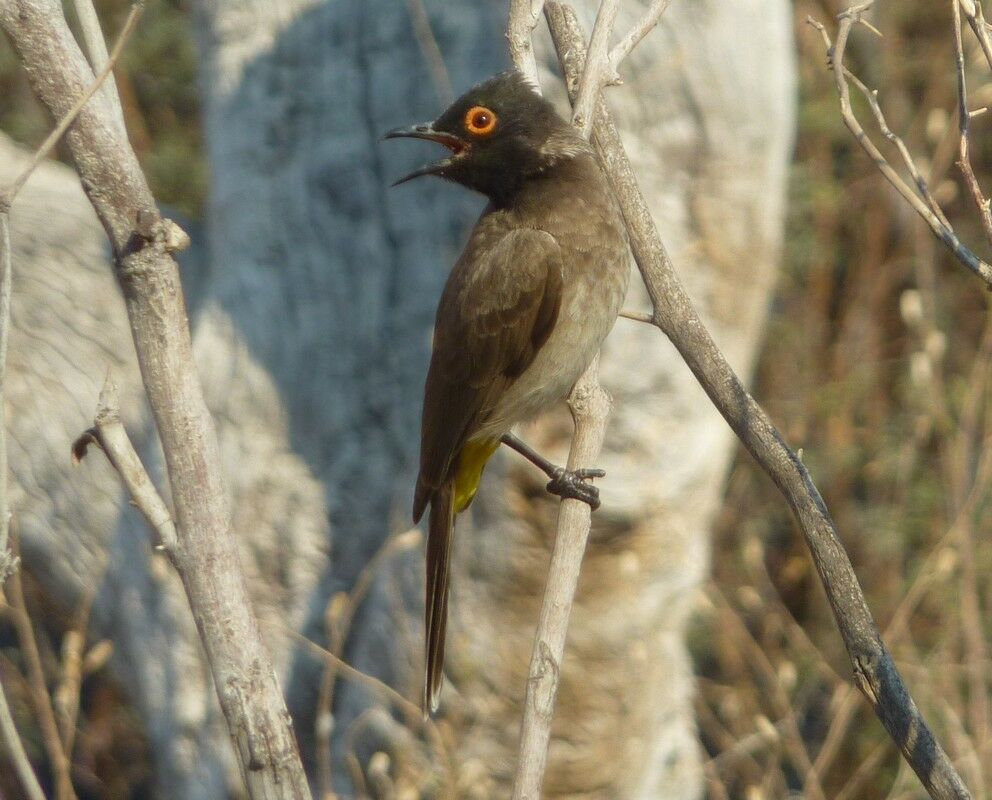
[2,0,793,795]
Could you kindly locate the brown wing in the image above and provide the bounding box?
[412,226,563,521]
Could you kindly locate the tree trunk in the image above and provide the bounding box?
[3,0,794,795]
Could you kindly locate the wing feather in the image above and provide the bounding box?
[413,226,562,519]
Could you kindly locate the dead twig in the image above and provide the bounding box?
[69,0,127,136]
[0,1,142,211]
[808,6,992,289]
[507,0,546,87]
[546,3,971,798]
[953,0,992,247]
[315,528,422,798]
[0,676,47,800]
[0,1,308,795]
[6,533,78,800]
[72,374,178,555]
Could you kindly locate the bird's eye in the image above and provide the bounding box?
[465,105,497,136]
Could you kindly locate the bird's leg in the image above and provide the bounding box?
[500,433,605,510]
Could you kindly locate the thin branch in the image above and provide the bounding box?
[0,1,142,210]
[843,68,952,229]
[71,375,178,554]
[953,0,992,247]
[609,0,674,73]
[507,0,546,87]
[69,0,127,136]
[959,0,992,72]
[808,7,992,289]
[7,534,79,800]
[0,2,309,795]
[404,0,453,105]
[546,3,971,799]
[571,0,619,137]
[316,528,422,799]
[0,212,13,585]
[619,307,655,323]
[0,678,47,800]
[511,358,611,800]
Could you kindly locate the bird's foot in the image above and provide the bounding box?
[546,466,606,510]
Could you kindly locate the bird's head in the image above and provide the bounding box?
[385,70,587,202]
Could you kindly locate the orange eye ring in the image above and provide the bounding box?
[464,105,497,137]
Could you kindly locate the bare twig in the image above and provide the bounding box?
[69,0,126,136]
[571,0,619,137]
[609,0,674,75]
[289,628,454,794]
[546,3,971,798]
[0,2,308,795]
[511,358,612,800]
[953,0,992,247]
[0,679,47,800]
[0,1,142,210]
[959,0,992,72]
[315,528,421,798]
[7,534,78,800]
[808,7,992,289]
[0,212,12,585]
[510,1,652,795]
[404,0,453,105]
[72,375,178,554]
[507,0,546,86]
[619,307,655,323]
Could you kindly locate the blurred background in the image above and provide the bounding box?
[0,0,989,798]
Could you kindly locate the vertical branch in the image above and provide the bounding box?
[570,0,618,136]
[0,206,43,800]
[507,0,546,86]
[511,358,611,800]
[0,2,310,796]
[69,0,126,136]
[6,538,79,800]
[0,681,47,800]
[0,211,12,584]
[510,2,670,798]
[953,0,992,246]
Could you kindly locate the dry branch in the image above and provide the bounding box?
[0,680,46,800]
[510,2,675,796]
[809,4,992,289]
[545,2,971,799]
[0,1,309,796]
[953,0,992,247]
[72,376,178,554]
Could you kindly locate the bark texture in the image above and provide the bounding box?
[2,0,794,795]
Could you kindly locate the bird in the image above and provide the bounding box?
[385,70,629,714]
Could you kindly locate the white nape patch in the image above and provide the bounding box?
[514,68,542,96]
[539,131,592,163]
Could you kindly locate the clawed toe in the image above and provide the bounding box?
[546,466,604,510]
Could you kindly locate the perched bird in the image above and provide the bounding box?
[386,70,629,713]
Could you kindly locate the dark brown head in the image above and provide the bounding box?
[385,71,587,203]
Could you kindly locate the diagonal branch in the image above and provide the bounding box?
[952,0,992,247]
[72,375,179,554]
[808,4,992,289]
[546,3,971,799]
[0,2,142,212]
[0,2,309,796]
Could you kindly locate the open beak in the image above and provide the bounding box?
[383,123,468,186]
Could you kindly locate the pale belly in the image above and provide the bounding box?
[472,260,628,440]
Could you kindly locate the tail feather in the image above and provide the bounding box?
[424,480,454,714]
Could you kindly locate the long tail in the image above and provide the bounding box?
[424,479,454,715]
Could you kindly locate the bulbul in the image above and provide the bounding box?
[386,71,629,713]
